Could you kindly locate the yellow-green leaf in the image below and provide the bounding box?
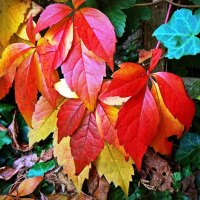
[28,96,65,146]
[0,0,31,48]
[94,143,134,196]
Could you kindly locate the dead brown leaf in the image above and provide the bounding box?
[0,167,18,181]
[8,113,31,152]
[138,49,153,64]
[40,148,53,162]
[88,167,109,200]
[140,149,173,192]
[13,154,39,170]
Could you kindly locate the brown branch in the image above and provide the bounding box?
[134,0,200,8]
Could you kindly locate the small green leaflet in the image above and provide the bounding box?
[0,103,15,121]
[102,0,136,37]
[0,131,11,149]
[183,78,200,99]
[27,160,56,178]
[175,132,200,169]
[189,0,200,5]
[153,9,200,59]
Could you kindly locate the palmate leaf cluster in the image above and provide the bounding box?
[0,0,200,199]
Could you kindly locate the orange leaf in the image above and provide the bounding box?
[11,177,43,196]
[15,51,37,127]
[72,0,86,9]
[150,81,184,155]
[95,101,120,148]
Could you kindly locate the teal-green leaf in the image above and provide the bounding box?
[175,132,200,169]
[153,9,200,59]
[0,131,11,150]
[27,160,56,178]
[0,103,15,122]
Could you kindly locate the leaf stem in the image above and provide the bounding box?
[134,0,200,8]
[156,0,173,49]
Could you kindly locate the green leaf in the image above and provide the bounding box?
[175,132,200,169]
[189,0,200,5]
[0,103,15,122]
[102,0,136,37]
[27,160,56,178]
[0,131,11,150]
[183,78,200,99]
[153,9,200,59]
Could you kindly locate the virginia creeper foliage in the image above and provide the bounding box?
[0,0,196,195]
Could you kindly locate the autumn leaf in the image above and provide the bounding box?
[94,143,134,196]
[95,101,120,148]
[150,81,184,155]
[62,31,106,111]
[116,88,159,170]
[53,131,91,193]
[103,48,195,170]
[11,177,43,196]
[153,72,195,131]
[71,110,104,174]
[72,0,86,9]
[0,0,31,48]
[28,96,65,146]
[57,99,86,142]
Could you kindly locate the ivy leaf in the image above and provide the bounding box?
[102,0,136,37]
[0,131,12,150]
[94,143,134,196]
[153,9,200,59]
[27,160,56,178]
[0,103,15,120]
[175,132,200,169]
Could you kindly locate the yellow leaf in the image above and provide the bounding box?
[0,0,31,47]
[69,165,91,194]
[94,143,134,196]
[53,131,90,194]
[54,79,79,99]
[53,131,76,176]
[150,81,184,155]
[28,96,65,146]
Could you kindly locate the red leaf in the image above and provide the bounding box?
[71,110,104,174]
[43,18,73,70]
[26,15,35,44]
[62,31,106,111]
[15,51,38,127]
[0,64,17,99]
[72,0,86,9]
[102,63,148,98]
[57,99,86,142]
[148,49,162,73]
[138,49,152,63]
[74,8,116,69]
[35,49,60,107]
[35,4,72,33]
[153,72,195,131]
[116,88,159,170]
[95,101,120,148]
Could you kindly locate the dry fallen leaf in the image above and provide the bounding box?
[140,149,173,192]
[0,167,18,181]
[40,148,53,162]
[88,167,109,200]
[8,113,30,152]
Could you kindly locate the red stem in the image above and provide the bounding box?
[156,0,173,49]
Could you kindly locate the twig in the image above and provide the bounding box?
[134,0,200,8]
